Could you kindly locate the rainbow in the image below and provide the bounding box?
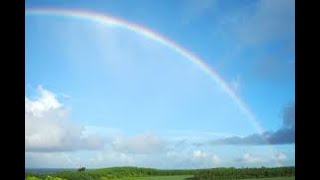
[25,8,267,140]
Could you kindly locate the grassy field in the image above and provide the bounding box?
[242,177,295,180]
[26,166,295,180]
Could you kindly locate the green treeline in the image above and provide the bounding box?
[25,166,295,180]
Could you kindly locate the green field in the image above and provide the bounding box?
[242,177,295,180]
[27,175,295,180]
[25,166,295,180]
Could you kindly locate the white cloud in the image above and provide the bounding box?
[238,153,264,163]
[24,87,291,167]
[192,150,207,159]
[212,155,221,164]
[26,152,82,168]
[274,151,287,162]
[25,85,62,117]
[189,150,223,168]
[112,133,167,154]
[89,150,136,167]
[25,85,104,152]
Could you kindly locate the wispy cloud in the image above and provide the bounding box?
[252,56,295,81]
[211,102,295,145]
[111,133,167,154]
[180,0,217,25]
[224,0,295,46]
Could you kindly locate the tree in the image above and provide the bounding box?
[78,166,86,172]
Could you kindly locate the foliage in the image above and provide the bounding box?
[191,166,295,180]
[26,175,67,180]
[78,167,86,172]
[130,175,194,180]
[25,166,294,180]
[240,177,294,180]
[26,176,42,180]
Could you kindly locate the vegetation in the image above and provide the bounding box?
[191,166,294,180]
[241,177,294,180]
[132,176,294,180]
[25,166,294,180]
[100,175,194,180]
[78,167,86,172]
[26,176,67,180]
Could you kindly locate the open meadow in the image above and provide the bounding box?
[26,166,294,180]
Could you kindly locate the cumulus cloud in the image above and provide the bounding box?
[25,85,104,152]
[187,150,221,168]
[192,150,207,159]
[89,150,136,167]
[25,85,62,117]
[25,86,293,168]
[273,151,287,162]
[111,133,167,154]
[211,102,295,145]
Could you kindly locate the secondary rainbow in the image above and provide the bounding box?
[25,8,267,139]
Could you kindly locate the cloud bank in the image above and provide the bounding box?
[25,86,294,168]
[211,102,295,145]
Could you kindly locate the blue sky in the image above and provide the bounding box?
[25,0,295,168]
